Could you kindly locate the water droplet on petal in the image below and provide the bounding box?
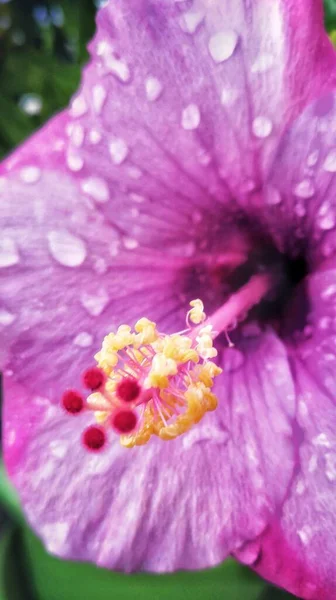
[323,149,336,172]
[70,124,84,148]
[0,238,19,267]
[92,84,107,114]
[293,180,315,199]
[47,230,87,267]
[70,95,88,117]
[145,76,163,102]
[123,236,139,250]
[297,525,313,545]
[318,202,336,230]
[181,103,201,130]
[208,30,238,63]
[325,452,336,481]
[307,150,319,167]
[20,166,41,183]
[222,348,244,372]
[74,332,93,347]
[182,423,228,449]
[251,53,274,73]
[80,288,109,316]
[252,116,272,138]
[109,138,128,165]
[88,129,102,145]
[265,185,281,206]
[220,87,238,106]
[81,176,109,203]
[179,9,204,34]
[105,55,130,82]
[322,284,336,300]
[66,151,84,172]
[0,309,16,326]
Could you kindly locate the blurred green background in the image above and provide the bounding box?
[1,0,336,598]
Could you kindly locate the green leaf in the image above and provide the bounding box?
[324,0,336,30]
[0,525,35,600]
[22,527,265,600]
[0,463,23,524]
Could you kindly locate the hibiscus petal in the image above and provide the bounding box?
[252,269,336,600]
[4,330,295,571]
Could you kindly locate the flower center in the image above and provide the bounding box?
[61,274,271,451]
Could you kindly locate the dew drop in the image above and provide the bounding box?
[88,129,102,145]
[297,525,313,545]
[220,87,238,106]
[105,55,130,82]
[293,180,315,199]
[179,9,204,34]
[92,84,107,114]
[322,284,336,299]
[265,185,281,206]
[20,166,41,183]
[307,150,319,167]
[70,95,88,117]
[66,151,84,172]
[80,288,109,316]
[208,30,238,63]
[323,149,336,172]
[0,309,16,326]
[145,76,163,102]
[252,116,272,138]
[19,93,43,115]
[182,424,228,449]
[70,124,84,148]
[325,452,336,481]
[129,192,146,203]
[127,166,143,179]
[74,331,94,347]
[181,103,201,130]
[222,348,244,372]
[0,238,19,267]
[318,213,336,231]
[123,236,139,250]
[251,53,274,73]
[81,176,109,203]
[109,138,128,165]
[47,230,87,267]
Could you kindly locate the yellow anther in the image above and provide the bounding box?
[134,318,158,344]
[109,325,134,351]
[187,299,206,325]
[95,411,109,424]
[145,353,178,388]
[197,361,222,387]
[196,326,218,360]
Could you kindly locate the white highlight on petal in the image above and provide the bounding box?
[123,237,139,250]
[252,116,272,138]
[20,166,41,183]
[145,76,163,102]
[297,525,313,545]
[323,149,336,172]
[208,30,238,63]
[47,231,87,267]
[109,138,128,164]
[181,103,201,130]
[70,124,85,148]
[0,238,19,267]
[92,84,107,114]
[105,55,130,82]
[81,176,109,203]
[88,129,102,145]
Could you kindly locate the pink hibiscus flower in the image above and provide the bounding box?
[1,1,336,598]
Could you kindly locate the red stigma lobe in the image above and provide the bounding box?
[82,367,106,391]
[111,409,138,434]
[83,426,106,451]
[62,390,84,414]
[116,377,141,403]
